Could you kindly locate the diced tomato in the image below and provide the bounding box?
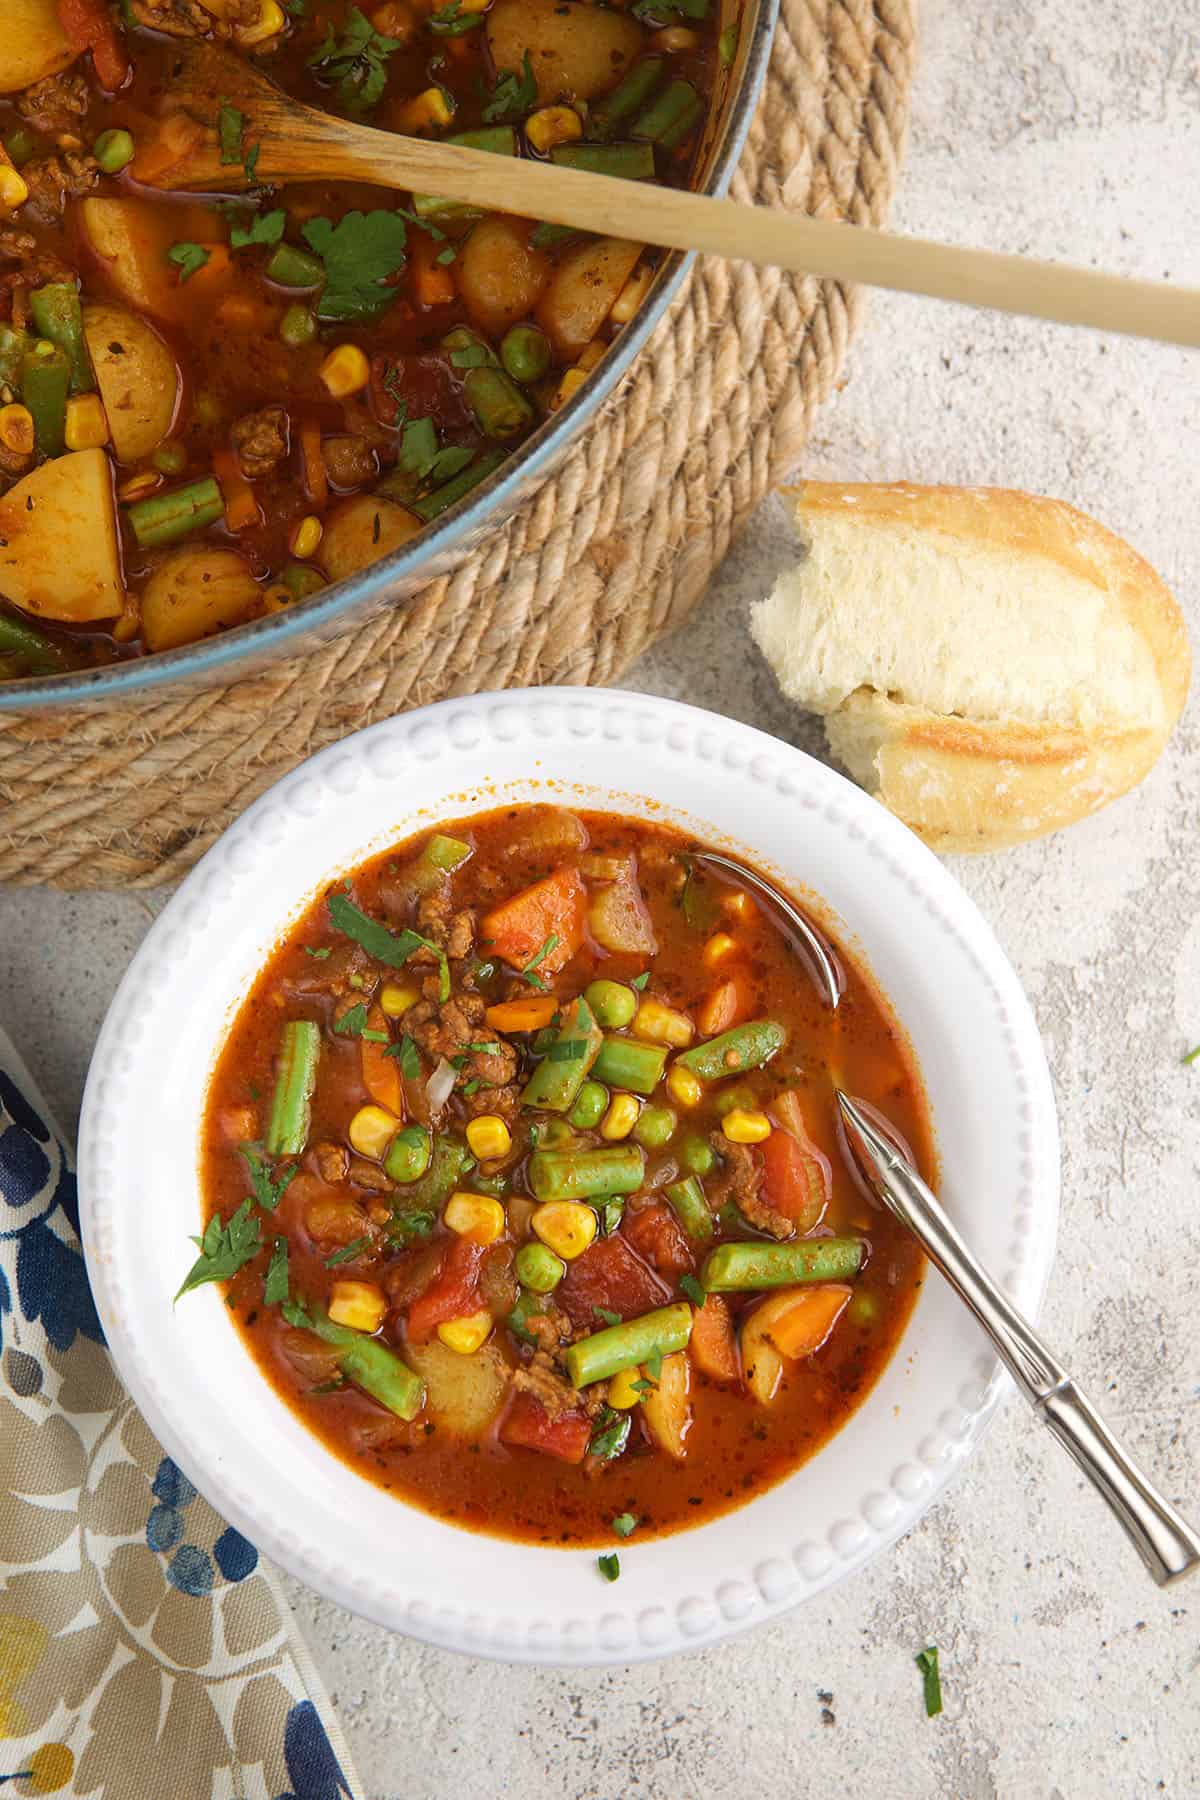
[760,1117,830,1235]
[557,1232,670,1331]
[500,1390,592,1464]
[405,1236,485,1344]
[58,0,129,90]
[479,866,586,976]
[622,1201,694,1283]
[688,1294,740,1383]
[696,971,755,1037]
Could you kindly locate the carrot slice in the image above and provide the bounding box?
[696,971,754,1037]
[767,1284,851,1359]
[411,229,457,309]
[212,447,260,533]
[360,1005,403,1115]
[484,995,560,1033]
[689,1293,739,1383]
[479,866,586,975]
[58,0,129,90]
[300,421,328,509]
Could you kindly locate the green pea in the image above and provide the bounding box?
[584,979,638,1030]
[569,1080,608,1130]
[535,1117,576,1149]
[280,303,318,348]
[848,1291,879,1326]
[152,440,187,477]
[514,1241,565,1294]
[715,1083,758,1118]
[681,1133,716,1176]
[634,1103,677,1148]
[385,1124,431,1184]
[500,323,551,385]
[281,562,326,600]
[93,128,135,174]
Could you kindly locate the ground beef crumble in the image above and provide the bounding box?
[706,1131,793,1239]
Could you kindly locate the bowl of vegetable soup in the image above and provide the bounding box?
[0,0,774,702]
[78,689,1060,1662]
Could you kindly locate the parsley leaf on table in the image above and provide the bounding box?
[915,1646,943,1718]
[597,1552,620,1582]
[176,1200,261,1300]
[306,6,402,114]
[302,210,408,321]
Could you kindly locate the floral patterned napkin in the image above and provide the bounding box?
[0,1029,362,1800]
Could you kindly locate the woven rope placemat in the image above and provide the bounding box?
[0,0,914,889]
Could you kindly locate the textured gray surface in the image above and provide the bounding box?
[2,0,1198,1792]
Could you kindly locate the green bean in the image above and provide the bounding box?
[634,1104,677,1149]
[413,128,516,220]
[680,1133,716,1177]
[590,58,664,138]
[522,996,603,1112]
[584,979,637,1030]
[127,476,224,549]
[676,1019,786,1082]
[410,448,506,521]
[265,1020,321,1156]
[152,440,187,476]
[564,1301,692,1387]
[569,1079,608,1130]
[305,1305,425,1419]
[550,143,655,179]
[0,610,80,676]
[21,343,70,456]
[385,1124,431,1184]
[279,303,317,347]
[441,325,498,368]
[701,1237,865,1292]
[389,831,473,906]
[515,1241,565,1294]
[500,324,550,385]
[665,1175,712,1241]
[29,284,94,394]
[3,128,37,169]
[267,242,325,289]
[591,1033,668,1095]
[0,324,32,391]
[528,1144,645,1202]
[631,79,702,150]
[93,127,135,173]
[464,365,534,440]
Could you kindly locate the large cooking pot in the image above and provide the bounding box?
[2,0,777,712]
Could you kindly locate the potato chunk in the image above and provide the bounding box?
[455,218,552,338]
[536,237,643,361]
[319,496,423,583]
[83,303,181,464]
[0,450,122,623]
[487,0,642,105]
[141,548,260,652]
[1,0,75,95]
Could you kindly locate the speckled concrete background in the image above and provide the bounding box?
[2,0,1198,1792]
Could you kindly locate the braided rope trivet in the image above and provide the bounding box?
[0,0,914,888]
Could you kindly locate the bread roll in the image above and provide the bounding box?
[750,481,1190,852]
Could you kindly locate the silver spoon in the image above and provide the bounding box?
[690,851,843,1010]
[837,1092,1200,1588]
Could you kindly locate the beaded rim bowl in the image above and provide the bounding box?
[78,689,1059,1664]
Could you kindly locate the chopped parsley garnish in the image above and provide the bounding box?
[679,857,719,932]
[1182,1044,1200,1066]
[588,1408,631,1460]
[630,1375,657,1396]
[238,1142,297,1212]
[436,245,458,265]
[597,1552,620,1582]
[281,1296,313,1330]
[301,210,408,322]
[230,208,287,249]
[462,1078,482,1096]
[630,970,650,990]
[611,1512,637,1539]
[679,1273,706,1309]
[324,1235,372,1266]
[306,6,402,114]
[429,0,486,34]
[482,51,536,123]
[305,945,332,959]
[327,891,449,1001]
[167,242,209,283]
[218,100,244,164]
[643,1344,665,1382]
[243,140,261,183]
[464,1041,501,1056]
[530,222,579,250]
[264,1235,289,1306]
[593,1305,622,1326]
[385,1034,422,1078]
[390,1207,436,1243]
[176,1200,261,1300]
[333,1001,388,1042]
[519,932,559,991]
[915,1646,942,1718]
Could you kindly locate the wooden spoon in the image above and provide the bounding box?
[144,42,1200,349]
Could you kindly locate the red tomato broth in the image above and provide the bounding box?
[200,806,930,1546]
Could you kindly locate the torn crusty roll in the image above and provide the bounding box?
[750,481,1190,852]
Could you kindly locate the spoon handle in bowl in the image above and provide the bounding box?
[837,1092,1200,1589]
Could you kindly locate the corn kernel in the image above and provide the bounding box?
[262,583,293,613]
[650,24,699,49]
[600,1092,641,1141]
[118,470,161,503]
[532,1200,597,1261]
[320,343,371,398]
[722,1108,772,1145]
[395,86,456,133]
[0,404,34,456]
[370,1,414,36]
[575,339,606,372]
[443,1191,506,1244]
[236,0,286,45]
[525,105,583,154]
[550,366,588,411]
[348,1104,400,1160]
[632,998,694,1049]
[437,1309,493,1354]
[466,1114,512,1162]
[609,263,654,325]
[607,1366,642,1409]
[327,1280,386,1333]
[702,931,736,967]
[380,981,420,1017]
[723,889,755,922]
[0,164,28,212]
[289,514,323,560]
[64,393,109,451]
[665,1063,703,1109]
